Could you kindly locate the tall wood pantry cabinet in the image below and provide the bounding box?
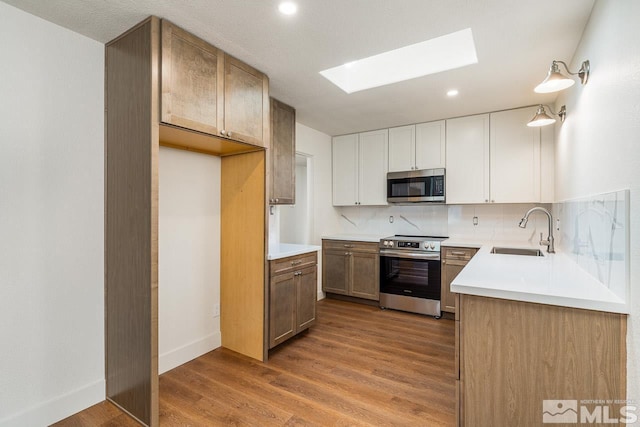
[105,17,270,426]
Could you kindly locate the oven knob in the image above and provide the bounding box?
[423,242,430,249]
[430,242,435,249]
[383,241,389,247]
[387,241,393,247]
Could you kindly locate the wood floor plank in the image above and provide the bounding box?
[53,299,456,426]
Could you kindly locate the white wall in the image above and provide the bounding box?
[553,0,640,412]
[295,123,342,298]
[158,147,221,374]
[280,159,310,244]
[0,3,105,426]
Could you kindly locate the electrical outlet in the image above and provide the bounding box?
[213,304,220,317]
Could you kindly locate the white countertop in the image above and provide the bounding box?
[321,234,385,243]
[450,242,628,314]
[267,243,321,260]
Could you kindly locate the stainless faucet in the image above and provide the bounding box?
[519,207,555,253]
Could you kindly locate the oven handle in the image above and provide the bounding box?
[379,249,441,261]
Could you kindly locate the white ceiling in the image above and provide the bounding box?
[3,0,594,136]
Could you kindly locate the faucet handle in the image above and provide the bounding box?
[539,232,550,246]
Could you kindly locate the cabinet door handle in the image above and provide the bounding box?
[442,260,446,264]
[451,251,466,256]
[291,260,302,265]
[343,244,354,248]
[220,130,227,136]
[227,131,232,137]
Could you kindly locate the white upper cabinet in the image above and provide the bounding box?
[332,130,388,206]
[332,134,358,206]
[388,125,416,172]
[446,114,490,204]
[334,107,553,206]
[415,120,446,170]
[358,129,388,206]
[490,107,541,203]
[388,121,445,172]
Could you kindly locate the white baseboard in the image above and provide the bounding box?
[317,290,325,300]
[159,332,221,374]
[0,379,105,427]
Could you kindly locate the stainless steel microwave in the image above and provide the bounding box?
[387,168,445,203]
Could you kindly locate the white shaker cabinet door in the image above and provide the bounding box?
[445,114,490,204]
[490,107,541,203]
[358,129,389,206]
[415,120,446,170]
[332,134,359,206]
[388,125,415,172]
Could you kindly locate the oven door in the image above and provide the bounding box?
[379,250,441,300]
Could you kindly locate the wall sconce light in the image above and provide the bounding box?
[534,60,590,93]
[527,104,567,127]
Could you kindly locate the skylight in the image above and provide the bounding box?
[319,28,478,94]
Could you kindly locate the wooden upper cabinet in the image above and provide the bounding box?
[161,20,223,135]
[269,98,296,204]
[224,55,269,147]
[160,20,269,148]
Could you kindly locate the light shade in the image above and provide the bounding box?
[319,28,478,94]
[534,61,575,93]
[534,60,590,94]
[527,105,556,127]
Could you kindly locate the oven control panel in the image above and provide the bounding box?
[398,241,419,249]
[380,237,442,252]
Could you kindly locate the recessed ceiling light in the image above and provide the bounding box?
[447,89,459,97]
[278,1,297,15]
[319,28,478,94]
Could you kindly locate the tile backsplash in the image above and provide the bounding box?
[553,190,629,301]
[336,203,550,242]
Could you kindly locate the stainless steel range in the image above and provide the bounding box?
[379,235,447,318]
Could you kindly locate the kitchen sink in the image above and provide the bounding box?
[490,247,544,257]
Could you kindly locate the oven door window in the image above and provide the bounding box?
[380,256,441,300]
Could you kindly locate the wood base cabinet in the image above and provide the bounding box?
[441,247,477,314]
[456,294,627,427]
[322,240,379,301]
[269,252,317,349]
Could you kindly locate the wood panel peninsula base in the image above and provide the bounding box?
[456,294,627,427]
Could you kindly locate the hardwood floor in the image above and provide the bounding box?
[53,299,455,426]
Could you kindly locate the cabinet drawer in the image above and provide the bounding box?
[322,240,379,253]
[271,252,317,276]
[443,247,477,261]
